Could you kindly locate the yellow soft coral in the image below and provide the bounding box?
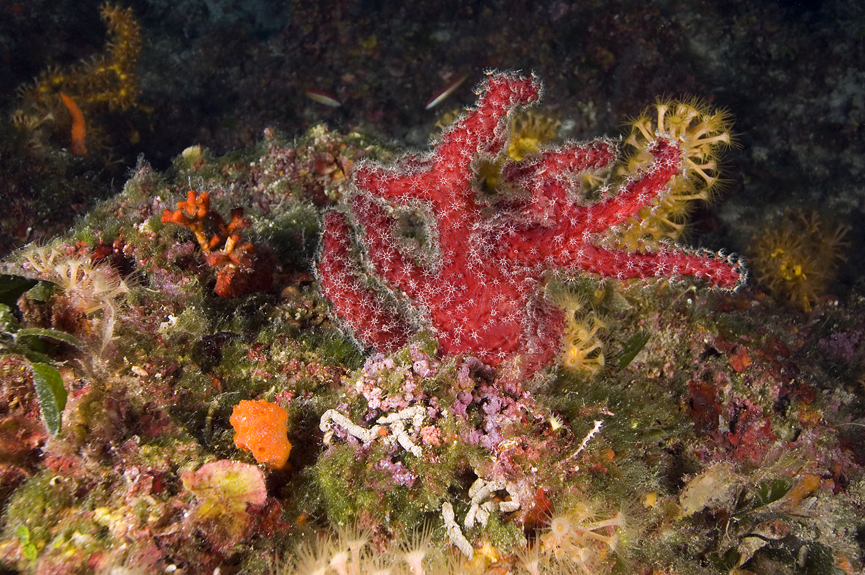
[548,283,606,375]
[13,4,141,152]
[507,110,561,161]
[562,312,606,375]
[540,502,624,575]
[21,4,141,113]
[474,110,561,195]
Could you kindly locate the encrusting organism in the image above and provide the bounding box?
[230,399,292,470]
[180,460,267,552]
[463,477,521,532]
[161,190,273,298]
[748,209,849,311]
[320,405,426,458]
[318,72,742,374]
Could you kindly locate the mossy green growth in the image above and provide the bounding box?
[434,411,488,467]
[169,363,219,405]
[478,513,525,557]
[1,471,94,568]
[312,445,385,525]
[296,328,366,369]
[169,305,212,340]
[70,226,99,248]
[311,436,446,531]
[262,202,321,264]
[73,164,168,242]
[543,364,685,443]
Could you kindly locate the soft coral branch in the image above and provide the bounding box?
[318,72,744,372]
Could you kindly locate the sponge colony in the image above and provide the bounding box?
[230,399,291,470]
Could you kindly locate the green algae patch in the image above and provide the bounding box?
[29,362,66,436]
[1,472,101,572]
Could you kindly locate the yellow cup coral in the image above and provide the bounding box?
[613,98,733,252]
[547,282,606,375]
[749,210,849,311]
[230,399,292,470]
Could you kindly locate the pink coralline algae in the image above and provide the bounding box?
[318,72,745,370]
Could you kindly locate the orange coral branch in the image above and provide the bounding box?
[162,190,213,253]
[162,191,273,298]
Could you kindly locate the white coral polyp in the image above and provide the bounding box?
[19,245,130,348]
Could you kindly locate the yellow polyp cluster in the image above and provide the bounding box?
[474,110,560,196]
[507,110,561,161]
[12,3,141,151]
[611,99,733,252]
[562,312,606,375]
[538,503,624,575]
[86,4,142,111]
[630,99,732,182]
[749,210,849,312]
[547,282,606,375]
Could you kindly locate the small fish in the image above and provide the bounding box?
[425,74,468,110]
[305,88,341,107]
[59,92,88,156]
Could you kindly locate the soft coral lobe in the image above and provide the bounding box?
[318,71,743,372]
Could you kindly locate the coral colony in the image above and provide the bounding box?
[318,72,743,372]
[5,0,865,568]
[161,190,273,298]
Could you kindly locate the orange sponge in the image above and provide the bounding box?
[229,400,291,470]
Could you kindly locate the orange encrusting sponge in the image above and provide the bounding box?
[230,400,291,470]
